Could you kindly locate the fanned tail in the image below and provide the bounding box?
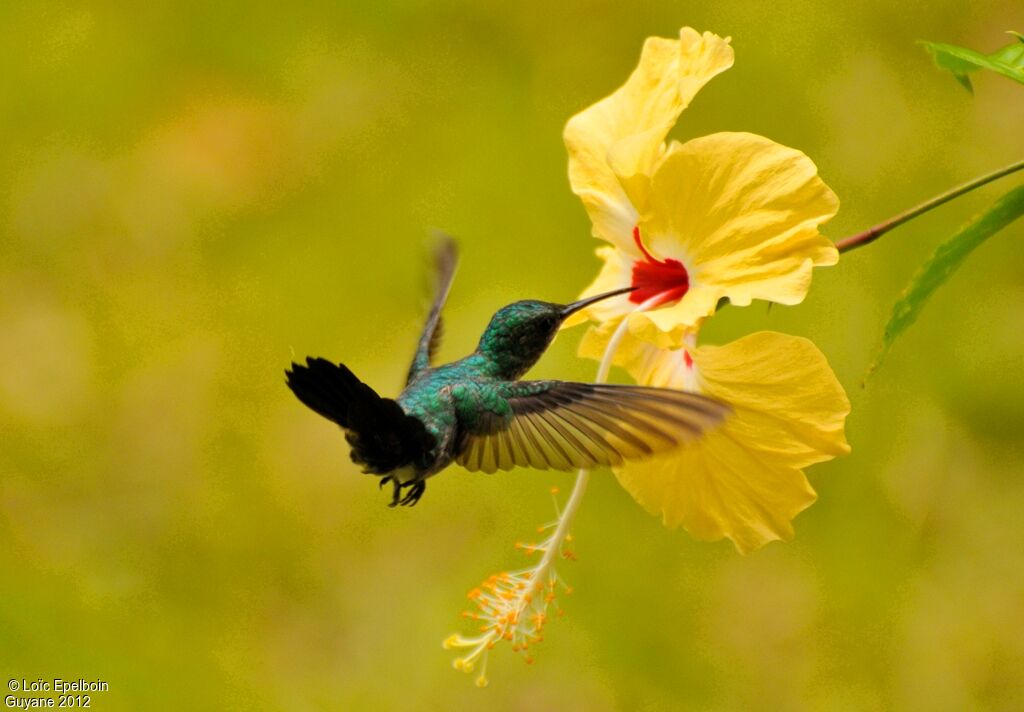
[285,357,435,474]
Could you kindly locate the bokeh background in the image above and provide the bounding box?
[2,1,1024,710]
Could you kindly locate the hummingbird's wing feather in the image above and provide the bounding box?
[455,381,730,474]
[286,357,435,474]
[407,235,459,385]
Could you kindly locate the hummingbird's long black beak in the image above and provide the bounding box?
[560,286,637,318]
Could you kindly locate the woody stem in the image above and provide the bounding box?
[835,158,1024,253]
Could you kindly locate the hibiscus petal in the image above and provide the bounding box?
[641,132,839,331]
[612,331,850,553]
[564,28,734,250]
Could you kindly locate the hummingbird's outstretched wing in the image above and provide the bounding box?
[286,357,435,474]
[407,235,459,385]
[454,381,730,474]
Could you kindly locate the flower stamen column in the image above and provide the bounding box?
[444,296,662,685]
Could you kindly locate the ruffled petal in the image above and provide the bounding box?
[564,28,734,250]
[640,132,839,315]
[611,331,850,553]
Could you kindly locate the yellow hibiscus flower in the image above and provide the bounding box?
[447,27,852,684]
[566,28,851,551]
[580,326,850,553]
[564,28,839,346]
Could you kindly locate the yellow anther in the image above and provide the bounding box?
[449,512,579,684]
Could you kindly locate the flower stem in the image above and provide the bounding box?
[835,158,1024,254]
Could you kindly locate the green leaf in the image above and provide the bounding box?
[920,32,1024,91]
[869,185,1024,376]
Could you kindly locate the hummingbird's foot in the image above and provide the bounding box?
[385,475,428,510]
[384,478,426,507]
[379,476,393,490]
[399,480,426,507]
[387,478,402,507]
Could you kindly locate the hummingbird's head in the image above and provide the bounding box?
[476,286,635,379]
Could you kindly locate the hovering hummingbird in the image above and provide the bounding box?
[286,238,730,507]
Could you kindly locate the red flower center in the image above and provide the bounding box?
[629,226,689,306]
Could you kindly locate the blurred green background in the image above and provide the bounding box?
[2,1,1023,710]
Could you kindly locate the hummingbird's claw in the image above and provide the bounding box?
[387,479,402,507]
[399,481,426,507]
[379,476,392,490]
[383,478,426,507]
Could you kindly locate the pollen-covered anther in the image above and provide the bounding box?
[446,491,578,683]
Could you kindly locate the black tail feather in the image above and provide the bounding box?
[285,357,369,428]
[284,357,435,474]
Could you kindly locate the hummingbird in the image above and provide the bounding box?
[285,238,730,507]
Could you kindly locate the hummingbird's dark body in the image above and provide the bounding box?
[286,239,729,506]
